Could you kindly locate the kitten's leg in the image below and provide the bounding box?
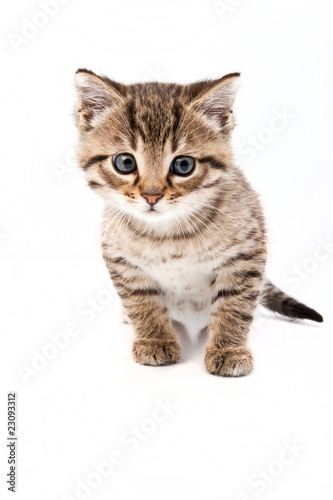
[205,266,265,377]
[121,307,131,325]
[105,258,180,366]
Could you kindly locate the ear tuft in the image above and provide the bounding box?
[190,73,241,133]
[74,69,122,131]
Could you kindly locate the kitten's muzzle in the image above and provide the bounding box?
[141,193,164,207]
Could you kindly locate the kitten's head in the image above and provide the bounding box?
[74,69,240,229]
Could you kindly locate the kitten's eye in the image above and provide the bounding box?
[113,153,137,174]
[170,156,195,176]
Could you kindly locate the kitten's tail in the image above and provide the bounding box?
[260,279,323,323]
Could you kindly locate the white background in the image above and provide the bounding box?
[1,1,333,499]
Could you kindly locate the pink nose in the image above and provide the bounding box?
[141,193,164,206]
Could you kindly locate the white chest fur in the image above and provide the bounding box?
[135,255,217,341]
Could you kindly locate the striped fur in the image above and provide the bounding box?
[75,69,323,376]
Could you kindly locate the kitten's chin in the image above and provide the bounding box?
[137,209,174,223]
[143,209,171,220]
[126,206,179,227]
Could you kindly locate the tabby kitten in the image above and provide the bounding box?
[74,68,323,377]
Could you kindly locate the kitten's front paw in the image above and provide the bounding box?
[133,339,181,366]
[205,347,254,377]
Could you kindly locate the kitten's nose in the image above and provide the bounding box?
[141,193,164,206]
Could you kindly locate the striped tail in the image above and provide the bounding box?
[260,279,323,323]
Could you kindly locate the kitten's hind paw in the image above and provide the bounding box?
[133,339,181,366]
[205,346,254,377]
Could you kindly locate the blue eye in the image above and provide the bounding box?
[170,156,195,176]
[113,153,137,174]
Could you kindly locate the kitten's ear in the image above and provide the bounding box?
[189,73,240,133]
[75,69,125,131]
